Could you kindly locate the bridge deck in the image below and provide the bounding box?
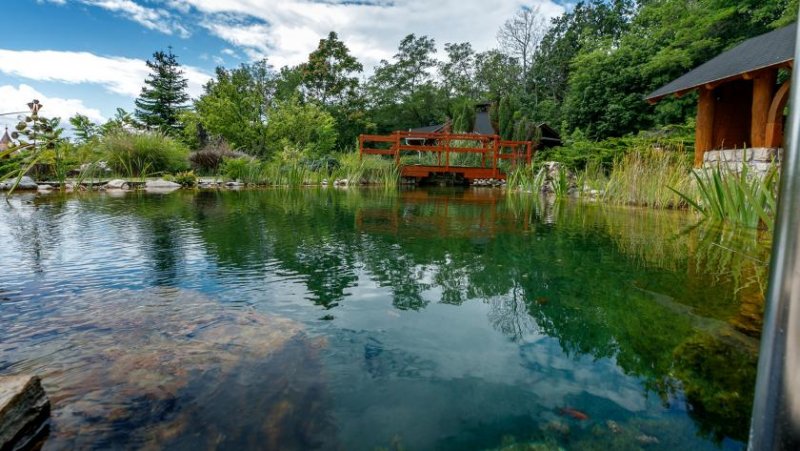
[359,131,533,181]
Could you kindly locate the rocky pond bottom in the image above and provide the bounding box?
[0,188,770,450]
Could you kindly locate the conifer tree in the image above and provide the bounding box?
[135,48,190,134]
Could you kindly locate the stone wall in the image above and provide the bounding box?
[702,148,782,175]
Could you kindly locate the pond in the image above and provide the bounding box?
[0,188,772,450]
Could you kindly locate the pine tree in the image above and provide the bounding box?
[135,48,190,134]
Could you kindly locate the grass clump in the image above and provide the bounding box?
[334,153,398,186]
[102,130,189,176]
[600,147,694,208]
[672,161,779,230]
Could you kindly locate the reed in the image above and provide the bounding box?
[671,161,779,230]
[601,147,694,208]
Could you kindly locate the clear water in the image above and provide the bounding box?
[0,188,771,450]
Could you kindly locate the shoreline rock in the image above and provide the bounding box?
[0,375,50,450]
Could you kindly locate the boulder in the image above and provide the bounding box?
[1,177,38,191]
[105,179,128,190]
[145,180,181,191]
[37,185,53,191]
[0,375,50,450]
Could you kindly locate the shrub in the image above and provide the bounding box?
[173,170,199,187]
[101,130,189,176]
[221,157,265,184]
[188,138,247,173]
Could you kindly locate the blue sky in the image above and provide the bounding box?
[0,0,565,130]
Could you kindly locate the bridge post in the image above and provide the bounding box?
[445,135,450,170]
[492,136,499,179]
[358,134,364,160]
[394,132,400,166]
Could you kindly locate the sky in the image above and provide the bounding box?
[0,0,566,131]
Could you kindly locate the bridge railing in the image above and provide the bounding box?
[358,131,533,177]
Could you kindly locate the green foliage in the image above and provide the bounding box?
[452,100,474,133]
[221,157,265,184]
[194,60,275,154]
[1,100,67,193]
[506,165,546,193]
[673,160,780,230]
[135,48,190,134]
[265,99,337,159]
[172,170,199,187]
[69,114,98,144]
[602,147,695,209]
[498,96,514,139]
[101,131,189,176]
[100,108,138,136]
[299,31,363,106]
[333,153,398,186]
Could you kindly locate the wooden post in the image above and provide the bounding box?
[358,135,364,160]
[394,133,400,166]
[695,87,716,167]
[766,80,791,148]
[445,135,450,170]
[492,136,499,178]
[752,69,777,147]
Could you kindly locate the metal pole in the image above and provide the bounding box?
[748,19,800,451]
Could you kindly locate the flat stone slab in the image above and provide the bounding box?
[0,375,50,450]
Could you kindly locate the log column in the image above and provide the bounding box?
[751,69,777,147]
[766,80,791,148]
[695,87,715,167]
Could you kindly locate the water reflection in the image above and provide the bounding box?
[0,188,770,450]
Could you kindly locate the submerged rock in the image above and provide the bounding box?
[3,288,333,449]
[636,434,660,445]
[0,375,50,450]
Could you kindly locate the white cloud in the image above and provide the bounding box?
[0,50,211,99]
[44,0,564,71]
[0,84,105,126]
[175,0,565,70]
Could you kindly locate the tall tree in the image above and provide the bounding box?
[194,60,275,155]
[299,31,363,106]
[366,34,444,131]
[135,48,190,134]
[439,42,477,99]
[497,6,548,81]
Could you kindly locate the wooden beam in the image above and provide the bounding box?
[695,87,715,167]
[765,80,791,148]
[751,69,777,147]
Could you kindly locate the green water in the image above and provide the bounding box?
[0,188,771,450]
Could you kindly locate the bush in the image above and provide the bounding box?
[173,170,199,187]
[221,157,265,184]
[101,131,189,176]
[188,138,247,173]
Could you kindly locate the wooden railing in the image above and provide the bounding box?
[358,131,533,179]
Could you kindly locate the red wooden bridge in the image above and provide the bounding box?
[358,131,533,182]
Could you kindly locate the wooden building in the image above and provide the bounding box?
[647,23,795,166]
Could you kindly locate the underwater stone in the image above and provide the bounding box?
[0,375,50,450]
